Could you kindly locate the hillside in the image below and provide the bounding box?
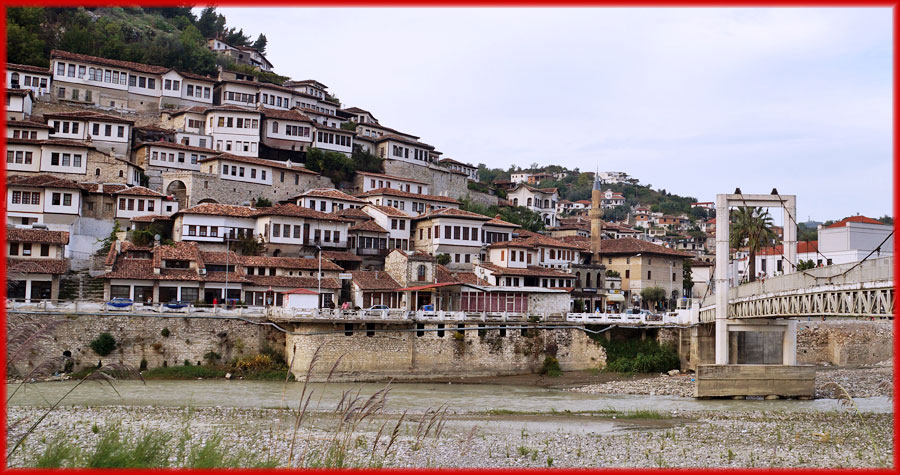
[7,7,272,79]
[478,164,706,222]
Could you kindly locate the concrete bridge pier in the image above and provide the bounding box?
[696,192,814,398]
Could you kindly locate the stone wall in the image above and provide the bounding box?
[797,320,893,366]
[676,320,893,371]
[162,170,333,208]
[285,322,605,381]
[8,313,285,375]
[382,160,498,207]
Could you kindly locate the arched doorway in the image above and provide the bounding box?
[165,180,187,208]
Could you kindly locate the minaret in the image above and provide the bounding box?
[589,170,603,263]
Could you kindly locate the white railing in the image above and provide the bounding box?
[7,300,696,326]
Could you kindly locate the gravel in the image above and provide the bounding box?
[6,404,893,468]
[571,365,894,400]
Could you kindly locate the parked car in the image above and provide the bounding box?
[364,304,390,316]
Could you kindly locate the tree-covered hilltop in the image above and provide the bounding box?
[7,7,271,79]
[478,163,704,220]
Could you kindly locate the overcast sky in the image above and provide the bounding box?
[214,7,892,222]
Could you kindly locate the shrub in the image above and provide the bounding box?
[233,354,276,372]
[203,351,222,364]
[540,356,561,377]
[160,328,170,338]
[598,338,679,374]
[90,333,117,356]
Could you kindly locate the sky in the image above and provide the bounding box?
[214,7,893,222]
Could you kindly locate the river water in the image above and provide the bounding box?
[7,380,893,414]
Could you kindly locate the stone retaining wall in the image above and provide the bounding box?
[7,313,284,376]
[285,322,605,381]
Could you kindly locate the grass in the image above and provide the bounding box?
[141,366,227,380]
[30,425,278,468]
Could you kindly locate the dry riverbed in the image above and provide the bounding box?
[6,402,893,468]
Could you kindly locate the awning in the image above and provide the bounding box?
[606,293,625,302]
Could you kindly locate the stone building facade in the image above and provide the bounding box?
[162,170,333,208]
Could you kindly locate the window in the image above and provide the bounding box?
[22,243,32,256]
[199,226,207,237]
[334,231,340,242]
[105,124,112,136]
[647,270,652,279]
[625,270,630,279]
[251,169,257,179]
[117,126,125,138]
[57,87,66,98]
[273,224,280,238]
[187,225,196,236]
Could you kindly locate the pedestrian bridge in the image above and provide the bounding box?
[698,256,894,323]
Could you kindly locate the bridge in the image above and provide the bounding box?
[698,256,894,322]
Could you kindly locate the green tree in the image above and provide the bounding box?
[350,146,384,173]
[877,215,893,225]
[682,260,694,297]
[730,207,776,283]
[90,333,117,356]
[251,33,267,52]
[640,287,666,310]
[797,259,816,271]
[95,221,123,257]
[6,8,47,66]
[196,7,226,39]
[436,254,451,266]
[304,147,355,184]
[252,197,272,208]
[602,205,629,222]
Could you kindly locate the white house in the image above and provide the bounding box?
[6,89,34,120]
[260,108,314,153]
[204,105,261,157]
[198,153,279,186]
[282,287,319,309]
[439,158,478,181]
[374,134,435,166]
[291,188,366,213]
[171,203,258,247]
[7,119,51,140]
[253,204,351,252]
[412,208,492,269]
[133,141,215,173]
[7,63,51,96]
[507,184,559,227]
[357,187,460,217]
[45,110,133,158]
[160,70,215,108]
[510,173,531,184]
[113,186,178,226]
[6,175,84,230]
[362,204,412,251]
[356,171,430,195]
[313,124,354,156]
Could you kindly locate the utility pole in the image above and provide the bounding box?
[317,244,322,308]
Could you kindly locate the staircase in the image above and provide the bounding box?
[59,270,106,301]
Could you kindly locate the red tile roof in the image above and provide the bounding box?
[6,119,52,129]
[328,207,372,220]
[200,153,318,173]
[321,250,363,262]
[350,270,400,290]
[597,238,693,258]
[44,110,135,124]
[435,264,489,285]
[7,257,69,275]
[357,187,461,205]
[178,203,258,218]
[476,263,573,278]
[129,214,173,223]
[253,203,352,222]
[246,275,341,289]
[364,204,409,218]
[7,63,51,74]
[375,133,434,150]
[259,108,313,122]
[414,208,492,221]
[356,171,428,185]
[240,256,343,271]
[293,188,365,203]
[349,220,389,233]
[133,141,217,154]
[6,227,69,244]
[757,241,820,256]
[52,49,169,74]
[825,216,884,228]
[6,138,96,149]
[484,216,520,228]
[7,174,86,190]
[112,186,166,197]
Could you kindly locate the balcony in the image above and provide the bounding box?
[355,247,390,256]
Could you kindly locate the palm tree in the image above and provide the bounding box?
[730,207,776,283]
